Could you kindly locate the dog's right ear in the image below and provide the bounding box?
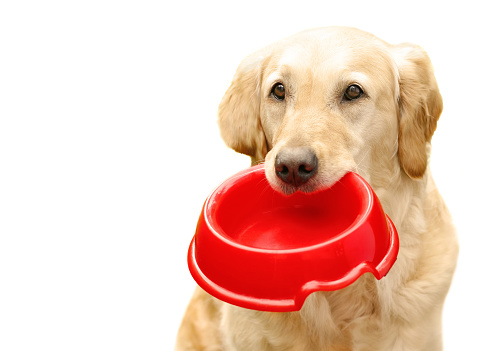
[218,49,270,165]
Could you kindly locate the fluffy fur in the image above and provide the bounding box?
[176,27,458,351]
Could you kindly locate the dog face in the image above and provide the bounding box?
[218,27,442,194]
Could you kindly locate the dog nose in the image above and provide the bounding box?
[275,147,318,187]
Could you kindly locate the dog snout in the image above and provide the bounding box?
[274,147,318,187]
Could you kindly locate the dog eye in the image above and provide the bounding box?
[343,84,363,101]
[271,83,286,100]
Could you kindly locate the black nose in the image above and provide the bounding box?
[275,147,318,187]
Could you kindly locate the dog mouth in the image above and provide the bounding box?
[264,148,353,195]
[267,169,350,196]
[272,180,321,195]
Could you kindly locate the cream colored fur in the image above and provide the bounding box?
[176,27,459,351]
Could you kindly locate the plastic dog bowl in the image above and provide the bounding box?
[187,165,398,312]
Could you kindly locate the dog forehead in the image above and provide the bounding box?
[274,40,396,94]
[270,31,388,73]
[264,49,375,91]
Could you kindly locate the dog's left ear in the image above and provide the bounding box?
[218,48,270,165]
[392,43,443,179]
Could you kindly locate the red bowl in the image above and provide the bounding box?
[188,165,398,312]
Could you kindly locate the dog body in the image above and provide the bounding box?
[176,27,458,351]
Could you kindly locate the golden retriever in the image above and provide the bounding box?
[176,27,459,351]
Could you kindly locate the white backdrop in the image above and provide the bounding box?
[1,1,491,350]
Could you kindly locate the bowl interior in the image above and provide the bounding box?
[208,170,370,250]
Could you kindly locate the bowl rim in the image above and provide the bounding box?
[203,166,375,254]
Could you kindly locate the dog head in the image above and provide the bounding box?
[218,27,442,194]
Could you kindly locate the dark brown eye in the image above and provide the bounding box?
[271,83,286,100]
[343,84,363,101]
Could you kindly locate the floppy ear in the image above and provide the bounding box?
[218,50,269,165]
[393,43,443,179]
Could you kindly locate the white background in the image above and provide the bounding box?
[1,1,491,350]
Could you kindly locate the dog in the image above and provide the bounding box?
[176,27,459,351]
